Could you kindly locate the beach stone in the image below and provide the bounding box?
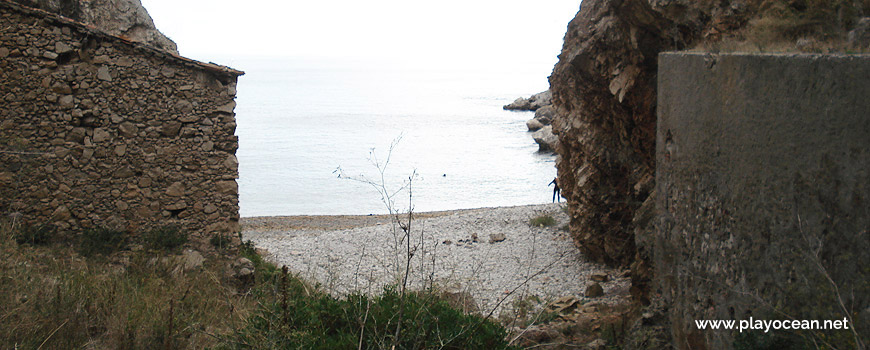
[548,296,580,314]
[585,283,604,298]
[489,232,506,243]
[590,273,609,282]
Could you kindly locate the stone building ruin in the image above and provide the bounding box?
[0,0,244,240]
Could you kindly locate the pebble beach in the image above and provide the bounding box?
[241,203,630,316]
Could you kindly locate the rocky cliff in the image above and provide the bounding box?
[548,0,870,348]
[549,0,869,300]
[12,0,177,53]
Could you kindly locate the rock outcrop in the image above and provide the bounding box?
[504,90,551,111]
[549,0,870,291]
[506,90,559,151]
[11,0,177,53]
[532,125,558,152]
[548,0,870,348]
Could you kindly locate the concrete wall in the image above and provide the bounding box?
[0,1,243,240]
[656,52,869,349]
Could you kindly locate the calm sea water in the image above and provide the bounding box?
[229,57,556,217]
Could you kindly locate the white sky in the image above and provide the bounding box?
[140,0,581,67]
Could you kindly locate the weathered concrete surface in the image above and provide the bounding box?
[656,52,869,350]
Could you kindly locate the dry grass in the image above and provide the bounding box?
[0,219,517,349]
[0,221,258,349]
[697,0,870,53]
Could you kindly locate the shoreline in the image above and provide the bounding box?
[242,203,631,316]
[240,203,555,231]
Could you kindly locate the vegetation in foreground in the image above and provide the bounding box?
[0,221,515,349]
[529,215,557,227]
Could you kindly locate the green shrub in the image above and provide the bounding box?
[232,284,516,350]
[79,227,127,257]
[143,225,188,252]
[529,215,557,227]
[14,224,55,246]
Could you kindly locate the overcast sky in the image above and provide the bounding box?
[140,0,580,67]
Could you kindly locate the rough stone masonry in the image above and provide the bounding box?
[0,0,244,240]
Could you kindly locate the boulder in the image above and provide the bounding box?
[181,249,204,271]
[585,282,604,298]
[532,125,558,152]
[590,273,609,282]
[229,257,256,285]
[526,118,544,131]
[528,90,552,110]
[503,90,552,111]
[533,105,556,124]
[503,96,532,110]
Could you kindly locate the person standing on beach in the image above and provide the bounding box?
[549,177,561,203]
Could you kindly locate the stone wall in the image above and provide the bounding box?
[656,52,869,350]
[0,1,243,241]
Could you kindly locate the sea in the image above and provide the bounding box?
[225,57,558,217]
